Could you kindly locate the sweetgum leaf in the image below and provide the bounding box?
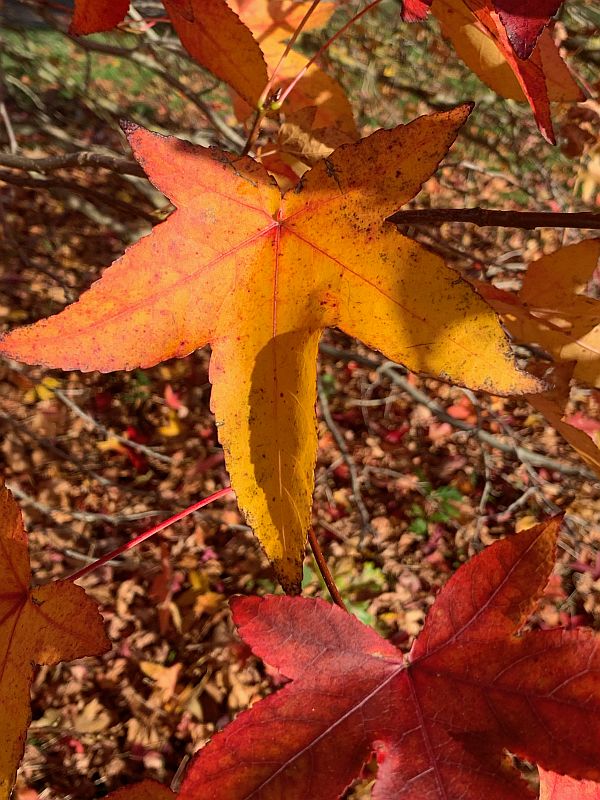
[0,106,543,592]
[402,0,564,59]
[179,518,600,799]
[433,0,583,143]
[0,484,110,800]
[494,0,563,59]
[70,0,268,106]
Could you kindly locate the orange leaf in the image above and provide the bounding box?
[0,485,110,800]
[69,0,268,106]
[0,106,542,592]
[230,0,357,169]
[163,0,268,106]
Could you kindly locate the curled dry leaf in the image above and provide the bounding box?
[0,484,110,800]
[0,106,542,592]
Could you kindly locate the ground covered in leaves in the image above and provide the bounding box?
[0,1,599,798]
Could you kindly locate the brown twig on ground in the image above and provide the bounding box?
[8,482,161,525]
[307,527,347,610]
[388,208,600,230]
[317,374,372,532]
[318,343,598,480]
[0,168,157,222]
[51,386,173,465]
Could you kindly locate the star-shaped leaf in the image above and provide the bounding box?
[0,484,110,800]
[175,517,600,799]
[0,106,542,592]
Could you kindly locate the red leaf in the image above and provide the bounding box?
[401,0,432,21]
[70,0,130,34]
[179,518,600,799]
[494,0,563,60]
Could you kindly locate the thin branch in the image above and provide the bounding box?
[8,482,160,525]
[308,527,347,611]
[66,486,233,582]
[52,386,173,465]
[277,0,384,109]
[68,35,245,149]
[388,208,600,230]
[317,375,371,532]
[0,168,156,222]
[0,151,143,176]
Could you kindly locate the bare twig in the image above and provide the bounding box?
[0,168,156,222]
[0,151,143,175]
[318,343,598,480]
[388,208,600,230]
[317,375,371,532]
[8,482,160,525]
[308,527,347,610]
[52,386,173,465]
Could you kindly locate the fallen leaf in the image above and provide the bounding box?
[0,484,110,800]
[178,518,600,798]
[0,106,542,592]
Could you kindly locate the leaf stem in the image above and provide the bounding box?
[308,527,347,611]
[258,0,325,111]
[66,487,233,583]
[275,0,384,110]
[388,208,600,230]
[242,0,325,156]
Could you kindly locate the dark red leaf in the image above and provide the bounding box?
[177,518,600,799]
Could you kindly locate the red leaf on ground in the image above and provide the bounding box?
[174,517,600,799]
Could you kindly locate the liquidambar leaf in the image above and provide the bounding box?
[433,0,584,143]
[495,0,563,60]
[0,106,542,592]
[540,768,600,800]
[178,518,600,799]
[0,484,110,800]
[70,0,268,106]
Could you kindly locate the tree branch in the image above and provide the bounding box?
[388,208,600,230]
[0,150,143,176]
